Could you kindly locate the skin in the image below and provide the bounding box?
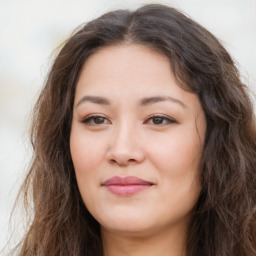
[70,44,206,256]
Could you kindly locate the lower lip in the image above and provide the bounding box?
[105,184,152,196]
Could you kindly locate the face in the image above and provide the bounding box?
[70,44,206,238]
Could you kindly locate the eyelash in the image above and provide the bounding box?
[81,115,177,126]
[145,115,177,125]
[82,115,111,126]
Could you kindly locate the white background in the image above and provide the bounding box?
[1,0,255,253]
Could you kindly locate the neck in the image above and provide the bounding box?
[101,225,187,256]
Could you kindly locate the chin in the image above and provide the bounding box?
[101,222,156,238]
[99,212,154,235]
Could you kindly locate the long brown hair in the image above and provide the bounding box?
[10,4,256,256]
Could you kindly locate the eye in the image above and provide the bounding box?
[145,115,177,126]
[82,115,111,126]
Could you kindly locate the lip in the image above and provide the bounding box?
[102,176,154,196]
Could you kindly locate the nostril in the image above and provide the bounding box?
[110,159,117,164]
[109,158,137,166]
[128,159,136,163]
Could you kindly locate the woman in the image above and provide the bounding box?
[12,4,256,256]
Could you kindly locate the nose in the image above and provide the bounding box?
[106,123,145,166]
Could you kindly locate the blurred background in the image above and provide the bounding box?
[0,0,255,253]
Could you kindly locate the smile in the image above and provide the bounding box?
[103,176,154,196]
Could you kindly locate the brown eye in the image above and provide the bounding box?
[82,115,110,126]
[94,116,105,124]
[152,116,165,124]
[145,115,176,126]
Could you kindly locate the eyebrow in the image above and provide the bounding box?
[76,95,186,108]
[139,96,186,108]
[76,96,110,107]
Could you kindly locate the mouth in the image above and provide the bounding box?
[102,176,154,196]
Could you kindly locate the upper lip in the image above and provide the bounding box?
[103,176,154,186]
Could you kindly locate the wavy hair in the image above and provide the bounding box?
[11,4,256,256]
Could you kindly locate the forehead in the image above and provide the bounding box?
[78,44,171,84]
[74,44,200,110]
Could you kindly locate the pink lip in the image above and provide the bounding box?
[103,176,154,196]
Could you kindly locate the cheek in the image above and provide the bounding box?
[70,131,108,205]
[151,130,202,173]
[70,130,106,173]
[70,131,108,213]
[149,128,203,198]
